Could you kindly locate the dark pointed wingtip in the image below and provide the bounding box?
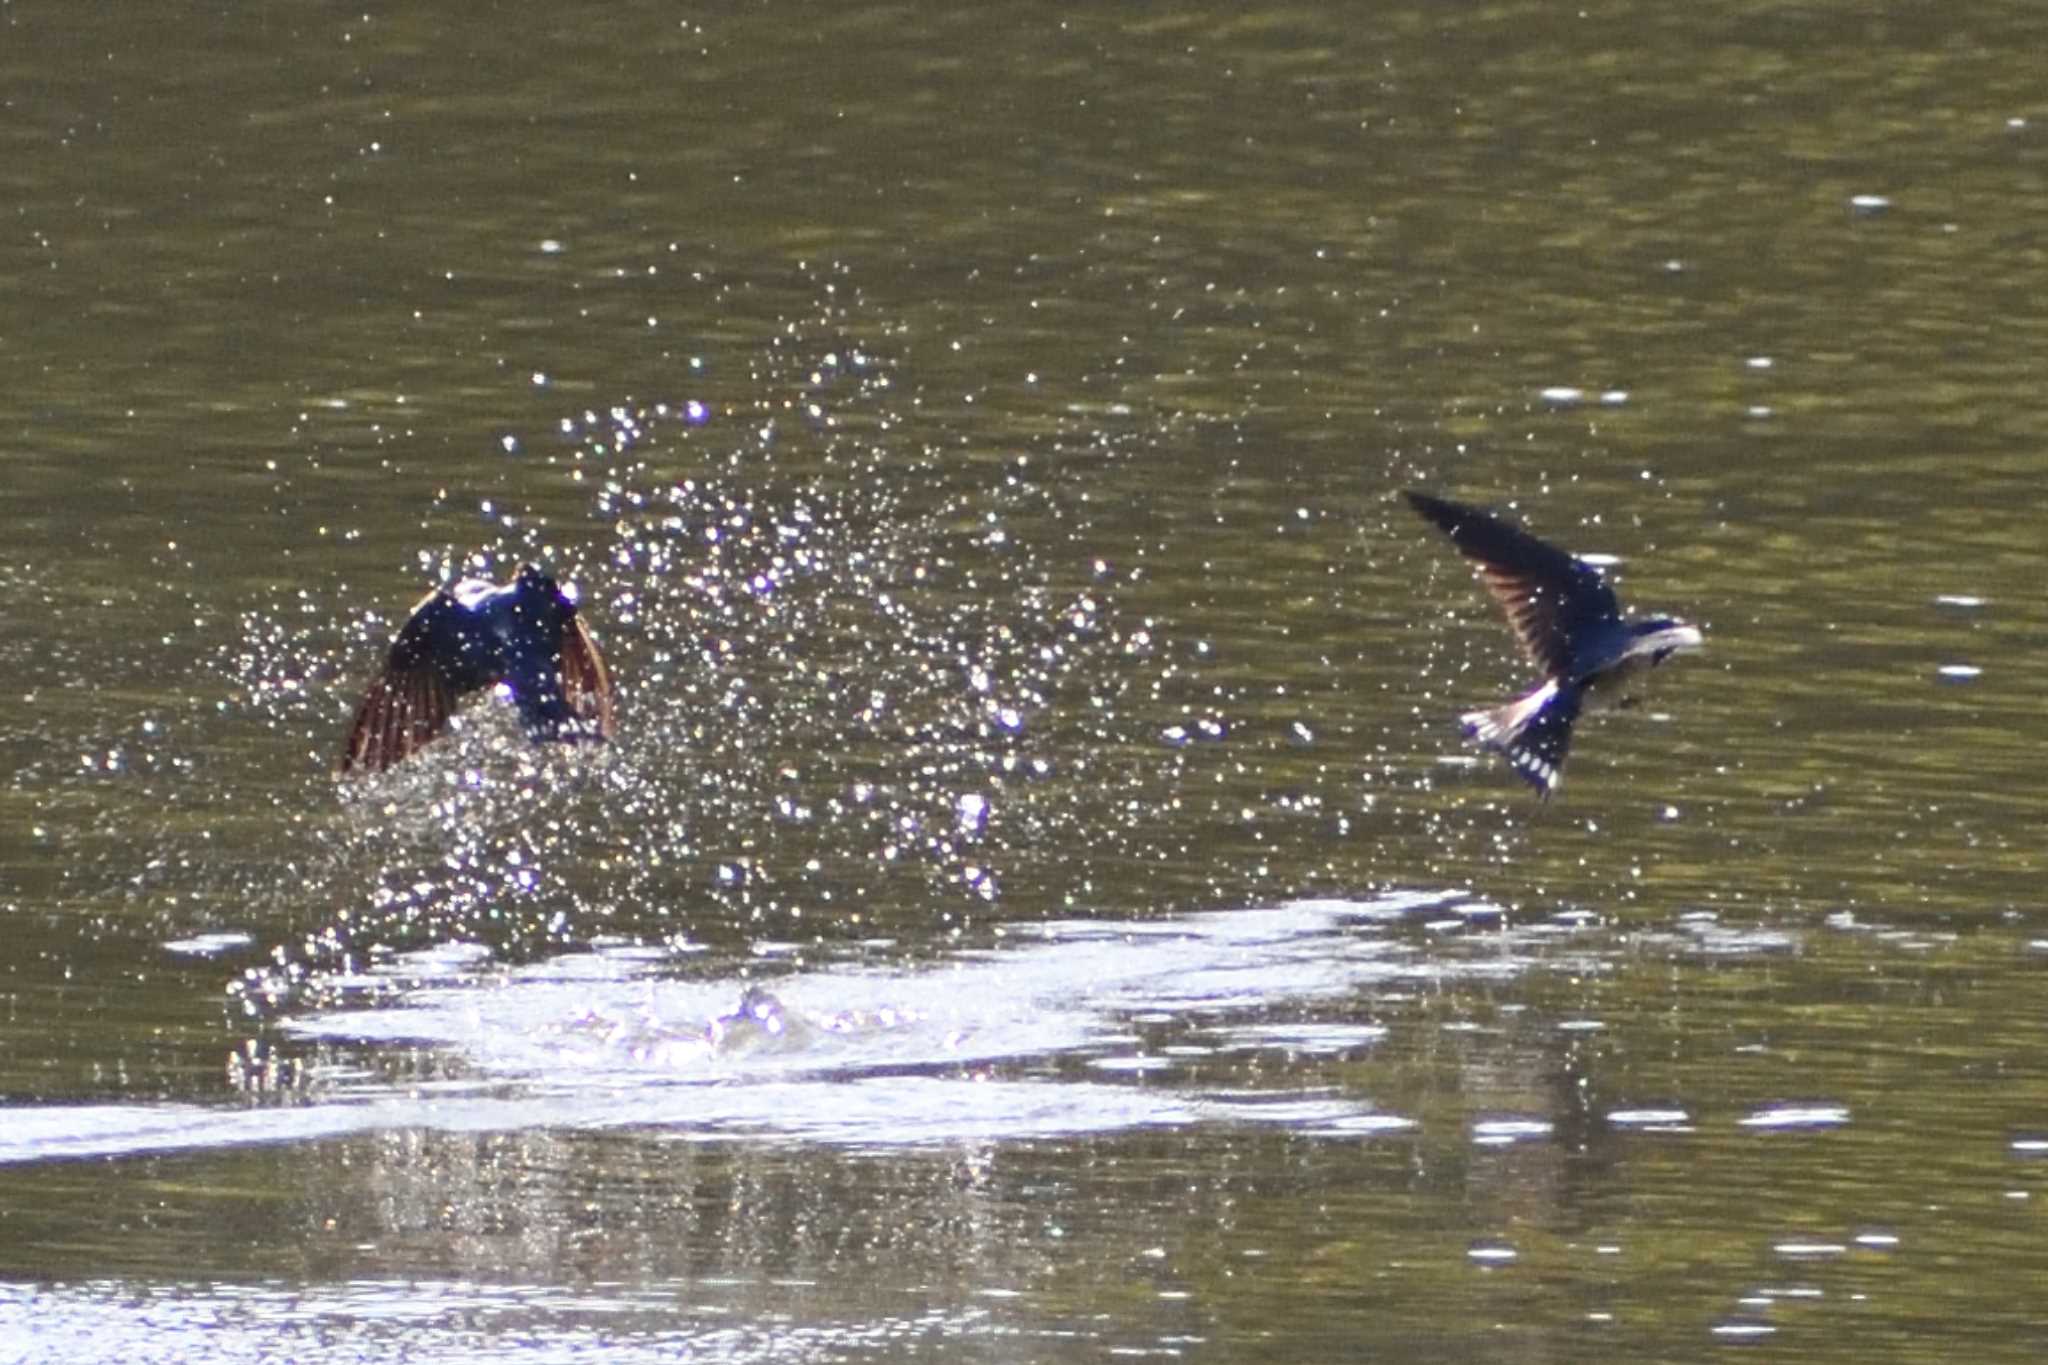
[1404,489,1476,534]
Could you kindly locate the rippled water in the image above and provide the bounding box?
[10,895,1488,1163]
[7,2,2048,1361]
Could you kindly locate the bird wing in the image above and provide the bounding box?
[558,615,616,740]
[1406,491,1620,679]
[336,589,464,776]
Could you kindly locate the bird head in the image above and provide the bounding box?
[1632,618,1704,665]
[514,564,575,612]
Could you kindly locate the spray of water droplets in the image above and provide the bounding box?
[217,339,1251,1014]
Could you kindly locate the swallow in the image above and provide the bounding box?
[337,564,615,776]
[1405,491,1702,797]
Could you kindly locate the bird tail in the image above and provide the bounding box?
[1460,679,1582,798]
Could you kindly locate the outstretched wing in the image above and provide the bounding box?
[558,615,616,740]
[1406,491,1619,679]
[336,590,464,776]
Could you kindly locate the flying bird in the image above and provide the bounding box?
[337,565,615,776]
[1405,491,1701,797]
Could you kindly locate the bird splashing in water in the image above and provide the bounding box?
[337,565,614,776]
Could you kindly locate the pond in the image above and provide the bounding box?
[3,2,2046,1359]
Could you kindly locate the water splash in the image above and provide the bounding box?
[10,894,1521,1164]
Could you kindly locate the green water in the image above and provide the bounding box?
[3,2,2047,1359]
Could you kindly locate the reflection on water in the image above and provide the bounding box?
[18,892,2019,1358]
[9,0,2048,1359]
[7,895,1471,1163]
[0,1280,1002,1365]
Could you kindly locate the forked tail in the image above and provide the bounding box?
[1460,679,1582,797]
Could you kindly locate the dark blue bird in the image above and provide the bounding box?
[338,564,614,776]
[1406,491,1702,797]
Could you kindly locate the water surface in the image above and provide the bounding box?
[5,2,2048,1360]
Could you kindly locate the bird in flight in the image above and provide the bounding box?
[1405,491,1701,797]
[337,564,614,776]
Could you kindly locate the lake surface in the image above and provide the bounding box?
[4,1,2048,1359]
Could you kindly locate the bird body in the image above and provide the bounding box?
[338,565,614,776]
[1405,491,1701,796]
